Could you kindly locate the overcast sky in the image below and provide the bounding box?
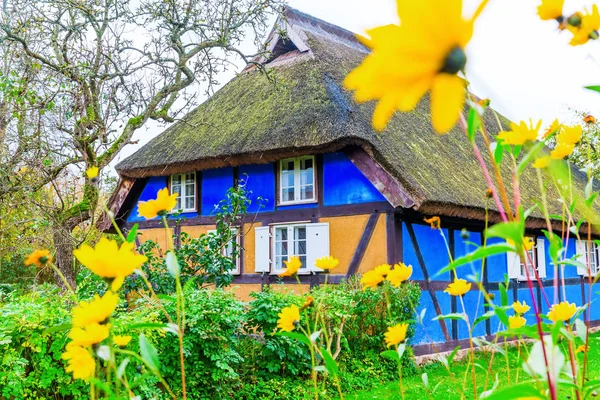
[111,0,600,170]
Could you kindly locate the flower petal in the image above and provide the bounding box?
[431,74,466,133]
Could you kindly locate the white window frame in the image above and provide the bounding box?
[170,172,197,213]
[278,156,316,205]
[253,222,329,275]
[576,239,600,276]
[272,223,309,274]
[507,236,546,281]
[208,228,241,275]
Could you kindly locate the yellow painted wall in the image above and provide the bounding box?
[225,284,262,301]
[320,214,368,274]
[181,225,214,238]
[358,214,388,273]
[137,228,173,252]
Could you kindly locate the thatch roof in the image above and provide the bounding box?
[115,7,595,223]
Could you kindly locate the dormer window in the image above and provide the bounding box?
[279,156,316,205]
[170,173,196,212]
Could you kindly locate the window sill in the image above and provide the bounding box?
[277,200,318,207]
[516,277,546,282]
[270,269,317,276]
[168,209,197,214]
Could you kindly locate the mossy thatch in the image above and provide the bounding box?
[116,7,595,223]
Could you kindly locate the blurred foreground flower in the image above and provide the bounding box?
[508,315,527,329]
[62,344,95,380]
[71,291,119,328]
[548,301,577,322]
[278,256,302,277]
[387,263,413,287]
[315,255,339,271]
[360,269,385,290]
[344,0,488,133]
[513,301,531,314]
[444,278,471,296]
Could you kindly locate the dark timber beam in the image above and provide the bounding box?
[346,213,380,277]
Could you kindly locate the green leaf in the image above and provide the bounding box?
[473,310,496,328]
[467,107,481,143]
[437,243,515,276]
[139,334,160,372]
[183,276,198,292]
[320,348,338,377]
[127,224,139,243]
[42,323,72,335]
[584,85,600,93]
[276,331,311,347]
[483,383,546,399]
[117,358,130,379]
[493,141,504,165]
[499,283,508,307]
[485,221,525,244]
[380,349,399,361]
[433,313,468,324]
[447,346,461,367]
[126,322,169,331]
[517,141,546,175]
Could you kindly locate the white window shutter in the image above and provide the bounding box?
[536,238,546,279]
[576,240,589,276]
[306,223,330,272]
[507,250,520,279]
[254,226,271,273]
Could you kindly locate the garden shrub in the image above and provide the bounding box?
[242,285,311,377]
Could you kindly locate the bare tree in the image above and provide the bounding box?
[0,0,282,288]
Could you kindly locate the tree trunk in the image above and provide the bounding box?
[52,224,77,290]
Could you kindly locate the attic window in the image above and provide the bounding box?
[279,156,316,205]
[170,172,196,213]
[265,38,299,63]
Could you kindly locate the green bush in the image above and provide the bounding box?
[243,286,311,377]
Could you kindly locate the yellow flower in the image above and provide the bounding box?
[557,125,583,145]
[343,0,486,133]
[532,156,551,169]
[277,304,300,332]
[301,296,314,310]
[315,256,339,271]
[360,269,385,290]
[72,291,119,328]
[384,323,409,347]
[576,344,589,353]
[68,323,110,347]
[74,237,147,291]
[444,278,471,296]
[508,315,527,329]
[424,216,441,229]
[544,118,562,138]
[570,5,600,46]
[387,263,413,287]
[551,142,575,159]
[86,167,99,179]
[25,249,52,267]
[584,114,596,124]
[513,301,531,314]
[537,0,564,20]
[374,263,392,277]
[548,301,577,322]
[137,188,178,219]
[278,256,302,277]
[113,335,132,347]
[62,344,96,380]
[497,120,541,145]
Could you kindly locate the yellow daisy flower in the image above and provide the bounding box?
[113,335,132,347]
[548,301,577,322]
[344,0,487,133]
[444,278,471,296]
[537,0,564,21]
[512,301,530,314]
[68,323,110,347]
[384,323,409,347]
[387,263,413,287]
[551,142,575,159]
[532,156,551,169]
[576,344,589,353]
[74,237,147,291]
[86,167,99,179]
[277,304,300,332]
[25,249,52,267]
[315,256,339,271]
[508,315,527,329]
[137,188,178,219]
[557,125,583,145]
[570,5,600,46]
[497,120,541,145]
[373,263,392,277]
[543,119,562,138]
[72,291,119,328]
[360,269,385,291]
[62,343,96,380]
[278,256,302,277]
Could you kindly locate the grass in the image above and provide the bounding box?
[348,333,600,399]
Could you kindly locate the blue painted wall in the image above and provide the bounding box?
[403,223,451,281]
[127,176,198,222]
[322,152,386,207]
[201,167,235,216]
[239,164,275,213]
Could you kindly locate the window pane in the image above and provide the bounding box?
[300,185,314,200]
[186,173,195,184]
[175,197,182,210]
[185,196,194,210]
[172,175,182,185]
[301,158,313,170]
[282,187,294,202]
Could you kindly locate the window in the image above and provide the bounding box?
[507,237,546,280]
[208,228,240,275]
[170,173,196,212]
[254,222,330,274]
[576,240,600,276]
[279,156,316,204]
